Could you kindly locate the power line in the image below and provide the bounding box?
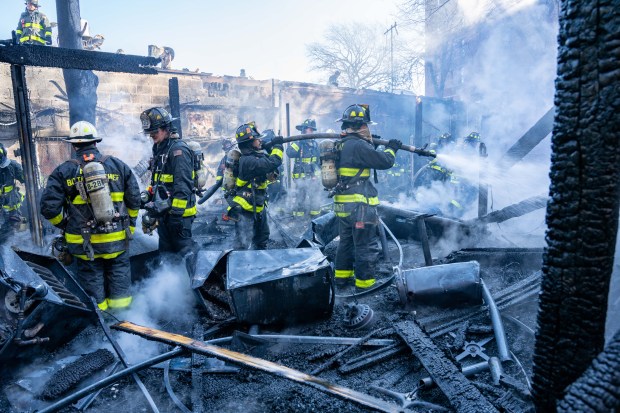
[384,22,398,93]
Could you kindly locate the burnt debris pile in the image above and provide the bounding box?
[0,208,543,412]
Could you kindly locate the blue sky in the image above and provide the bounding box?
[3,0,399,83]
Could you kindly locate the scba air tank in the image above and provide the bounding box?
[82,162,116,224]
[319,140,338,189]
[186,140,208,190]
[223,149,241,190]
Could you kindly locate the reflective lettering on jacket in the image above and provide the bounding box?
[40,148,141,260]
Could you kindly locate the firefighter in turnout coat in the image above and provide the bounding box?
[40,121,140,310]
[140,107,197,257]
[0,143,25,236]
[286,119,322,219]
[228,122,283,249]
[333,104,402,290]
[16,0,52,46]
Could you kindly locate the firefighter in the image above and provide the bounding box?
[384,151,408,200]
[462,131,483,151]
[214,138,236,190]
[40,121,140,311]
[415,133,475,218]
[228,122,283,250]
[286,119,322,219]
[16,0,52,46]
[333,104,402,289]
[140,107,197,257]
[0,143,25,237]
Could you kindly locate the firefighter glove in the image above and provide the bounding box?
[271,136,284,146]
[387,139,403,152]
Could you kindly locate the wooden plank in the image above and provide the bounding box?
[112,321,406,413]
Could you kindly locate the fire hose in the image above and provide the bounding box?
[279,133,436,158]
[198,133,435,206]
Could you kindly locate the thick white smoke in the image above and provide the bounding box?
[113,261,198,363]
[397,0,558,252]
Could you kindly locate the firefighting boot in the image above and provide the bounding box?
[334,270,354,287]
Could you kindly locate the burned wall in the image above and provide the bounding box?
[0,64,467,187]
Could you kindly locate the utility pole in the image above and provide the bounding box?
[384,22,398,93]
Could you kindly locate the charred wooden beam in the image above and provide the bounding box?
[468,194,548,225]
[10,64,43,246]
[498,107,555,171]
[0,44,159,74]
[393,319,498,413]
[112,321,404,413]
[169,77,182,138]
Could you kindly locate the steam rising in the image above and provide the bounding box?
[114,260,198,363]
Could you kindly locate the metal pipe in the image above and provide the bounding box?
[481,279,511,362]
[488,356,503,386]
[285,103,291,189]
[164,359,193,413]
[38,347,185,413]
[379,217,402,268]
[377,221,389,262]
[478,142,488,218]
[90,297,160,413]
[245,334,396,347]
[74,361,122,411]
[419,360,488,389]
[10,64,43,247]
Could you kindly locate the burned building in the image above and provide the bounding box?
[0,0,619,410]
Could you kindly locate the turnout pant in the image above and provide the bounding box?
[158,215,197,257]
[334,204,380,288]
[75,251,132,309]
[233,209,269,250]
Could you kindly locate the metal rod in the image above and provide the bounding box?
[91,297,160,413]
[377,221,389,263]
[164,359,193,413]
[379,217,402,268]
[112,322,403,413]
[285,103,291,189]
[38,347,185,413]
[74,361,122,411]
[419,360,489,389]
[478,142,488,218]
[481,279,511,362]
[246,334,395,347]
[10,64,43,247]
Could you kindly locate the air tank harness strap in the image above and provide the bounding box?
[331,168,365,198]
[81,227,95,261]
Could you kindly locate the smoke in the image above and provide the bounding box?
[112,260,198,363]
[433,1,557,248]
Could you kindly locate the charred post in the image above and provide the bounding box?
[168,77,182,138]
[531,0,620,410]
[10,65,43,246]
[56,0,98,126]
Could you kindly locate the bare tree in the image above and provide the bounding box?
[306,23,391,90]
